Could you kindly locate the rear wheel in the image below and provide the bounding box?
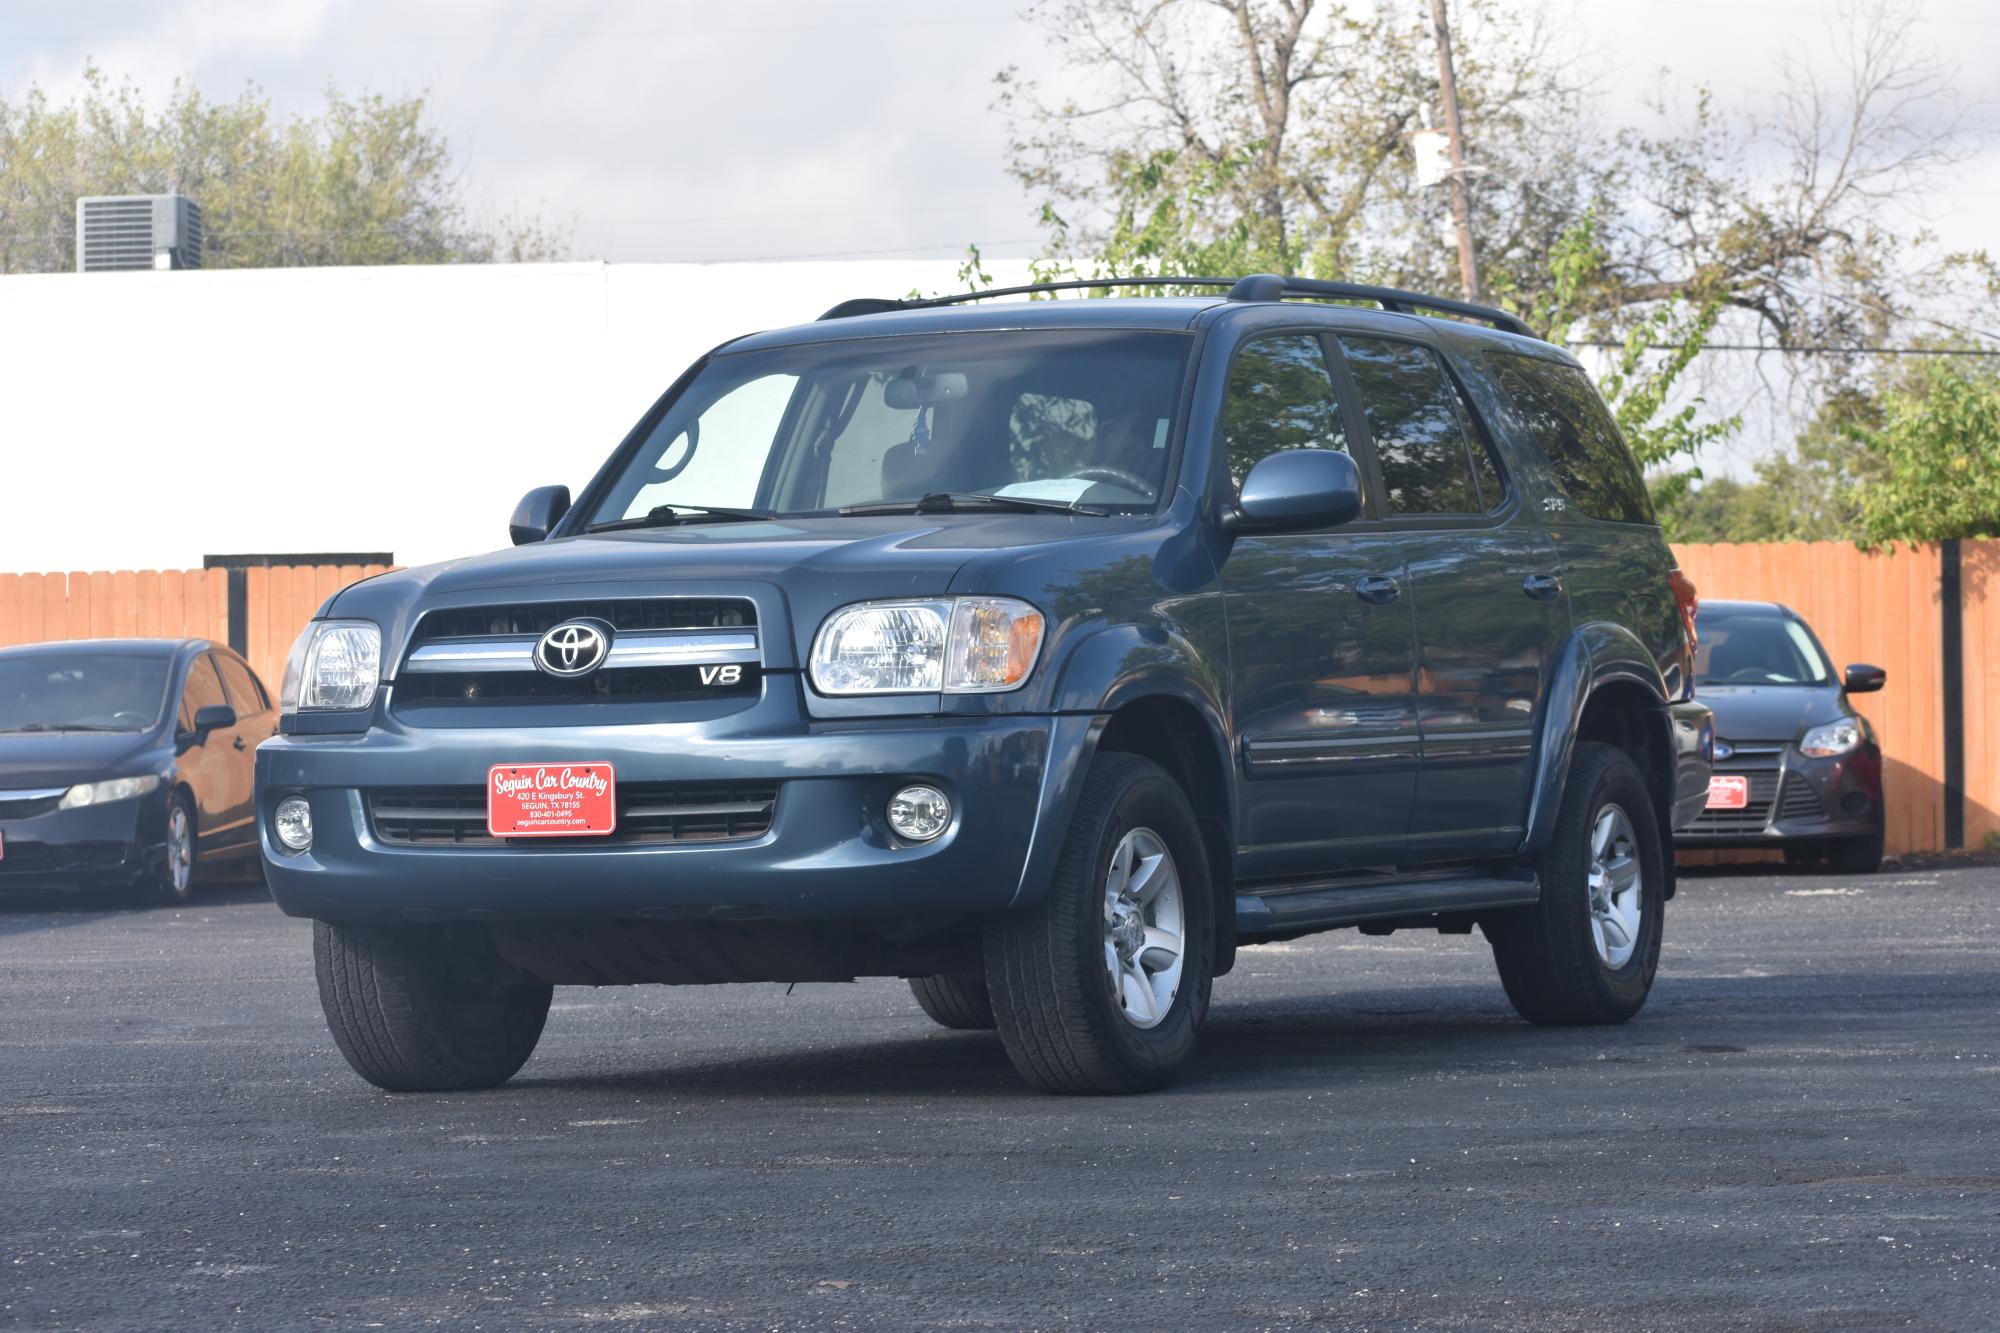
[909,973,996,1029]
[1486,742,1664,1026]
[983,752,1213,1094]
[313,921,552,1092]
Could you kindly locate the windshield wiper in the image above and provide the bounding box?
[586,503,776,533]
[838,491,1108,518]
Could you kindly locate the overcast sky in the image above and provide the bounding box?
[4,0,1994,265]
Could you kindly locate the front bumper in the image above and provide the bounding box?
[257,686,1080,924]
[0,795,159,890]
[1674,743,1883,847]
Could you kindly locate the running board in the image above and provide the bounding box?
[1236,871,1539,936]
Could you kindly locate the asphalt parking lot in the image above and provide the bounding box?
[3,863,1996,1332]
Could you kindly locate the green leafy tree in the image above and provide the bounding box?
[1852,357,2000,547]
[0,67,563,272]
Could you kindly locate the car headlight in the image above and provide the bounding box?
[59,774,162,810]
[283,620,382,711]
[1799,719,1863,758]
[810,597,1046,695]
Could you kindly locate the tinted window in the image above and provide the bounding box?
[1696,610,1832,686]
[215,654,268,714]
[1220,335,1350,494]
[1489,353,1654,524]
[1340,336,1495,515]
[0,653,172,733]
[181,655,227,727]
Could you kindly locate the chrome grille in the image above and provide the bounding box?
[367,782,779,847]
[393,598,762,710]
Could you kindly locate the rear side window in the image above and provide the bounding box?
[1219,334,1351,494]
[1339,336,1501,515]
[1489,353,1654,524]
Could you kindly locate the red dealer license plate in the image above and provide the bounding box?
[1706,775,1749,810]
[487,763,616,838]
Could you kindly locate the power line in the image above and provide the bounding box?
[1,17,1015,46]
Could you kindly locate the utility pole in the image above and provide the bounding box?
[1429,0,1482,303]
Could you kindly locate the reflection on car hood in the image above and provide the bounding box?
[1694,683,1849,744]
[0,731,158,789]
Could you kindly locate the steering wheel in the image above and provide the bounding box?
[1070,466,1157,500]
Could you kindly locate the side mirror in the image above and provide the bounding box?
[192,703,236,735]
[510,485,572,546]
[1844,663,1886,694]
[1231,450,1363,535]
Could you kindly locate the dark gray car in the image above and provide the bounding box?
[1679,600,1886,872]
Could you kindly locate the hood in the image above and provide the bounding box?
[328,512,1163,669]
[0,730,162,788]
[1695,683,1848,744]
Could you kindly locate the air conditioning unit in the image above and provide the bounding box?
[75,194,204,273]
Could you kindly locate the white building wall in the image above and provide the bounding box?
[0,258,1031,573]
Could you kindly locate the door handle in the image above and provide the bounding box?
[1522,572,1563,601]
[1354,574,1401,604]
[232,736,247,751]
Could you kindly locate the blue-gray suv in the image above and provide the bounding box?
[258,275,1714,1095]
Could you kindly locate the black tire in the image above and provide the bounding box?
[909,973,996,1029]
[1826,829,1884,875]
[147,791,198,904]
[1485,741,1665,1026]
[313,921,553,1092]
[983,752,1213,1095]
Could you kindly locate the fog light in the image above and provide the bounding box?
[275,796,313,852]
[887,784,951,843]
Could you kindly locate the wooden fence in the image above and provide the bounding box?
[0,543,1992,858]
[0,565,391,701]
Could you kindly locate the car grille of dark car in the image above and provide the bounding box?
[392,597,762,712]
[0,792,63,819]
[411,598,754,641]
[1688,745,1784,835]
[394,664,759,706]
[366,782,779,848]
[1778,774,1828,822]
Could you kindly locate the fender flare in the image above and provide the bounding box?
[1016,623,1239,969]
[1521,623,1673,856]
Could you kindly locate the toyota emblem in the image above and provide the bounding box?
[535,619,612,677]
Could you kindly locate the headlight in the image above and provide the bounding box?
[810,597,1046,696]
[59,774,161,810]
[1799,719,1863,758]
[284,620,382,711]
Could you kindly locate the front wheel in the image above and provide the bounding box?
[983,752,1213,1094]
[313,921,552,1092]
[147,792,197,904]
[1486,741,1665,1026]
[909,973,996,1030]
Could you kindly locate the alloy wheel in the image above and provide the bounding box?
[1586,803,1643,968]
[1101,827,1185,1029]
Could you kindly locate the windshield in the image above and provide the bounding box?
[0,653,172,733]
[1696,611,1833,687]
[584,330,1192,524]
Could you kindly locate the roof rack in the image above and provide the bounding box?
[817,272,1539,340]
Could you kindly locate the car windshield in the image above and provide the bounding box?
[1696,611,1832,687]
[583,330,1193,524]
[0,653,172,733]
